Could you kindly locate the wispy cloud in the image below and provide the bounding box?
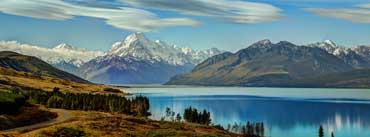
[358,3,370,9]
[0,0,200,32]
[120,0,283,24]
[306,3,370,23]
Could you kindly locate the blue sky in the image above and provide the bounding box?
[0,0,370,52]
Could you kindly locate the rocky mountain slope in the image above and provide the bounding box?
[167,40,370,87]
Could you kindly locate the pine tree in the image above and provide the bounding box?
[319,125,324,137]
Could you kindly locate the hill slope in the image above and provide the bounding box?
[166,40,357,87]
[290,69,370,88]
[0,51,89,84]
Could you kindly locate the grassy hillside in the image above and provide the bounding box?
[0,65,124,94]
[0,51,89,84]
[291,69,370,88]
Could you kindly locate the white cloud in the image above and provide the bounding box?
[120,0,283,24]
[306,3,370,23]
[0,0,200,32]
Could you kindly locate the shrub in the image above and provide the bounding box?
[52,127,86,137]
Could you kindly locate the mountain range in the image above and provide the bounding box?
[1,33,370,87]
[0,33,222,84]
[167,40,370,88]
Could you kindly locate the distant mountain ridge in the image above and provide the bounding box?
[2,36,370,86]
[167,39,370,88]
[0,41,105,67]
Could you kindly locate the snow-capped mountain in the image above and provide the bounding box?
[307,40,350,56]
[178,47,223,64]
[0,41,105,67]
[352,45,370,60]
[106,32,222,66]
[308,40,370,68]
[80,32,223,84]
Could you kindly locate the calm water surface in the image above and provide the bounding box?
[125,87,370,137]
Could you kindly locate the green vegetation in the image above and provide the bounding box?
[0,91,26,114]
[183,106,211,125]
[21,87,150,117]
[293,69,370,88]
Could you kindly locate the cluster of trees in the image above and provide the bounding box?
[21,87,150,117]
[161,107,181,122]
[226,122,264,137]
[0,91,26,114]
[319,125,335,137]
[183,106,211,125]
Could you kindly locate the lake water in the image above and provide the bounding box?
[125,87,370,137]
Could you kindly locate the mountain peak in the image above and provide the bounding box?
[256,39,272,45]
[54,43,75,50]
[324,40,337,47]
[250,39,273,48]
[277,41,295,46]
[124,32,149,43]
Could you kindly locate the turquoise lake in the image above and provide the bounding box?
[126,87,370,137]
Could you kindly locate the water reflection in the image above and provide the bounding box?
[146,95,370,137]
